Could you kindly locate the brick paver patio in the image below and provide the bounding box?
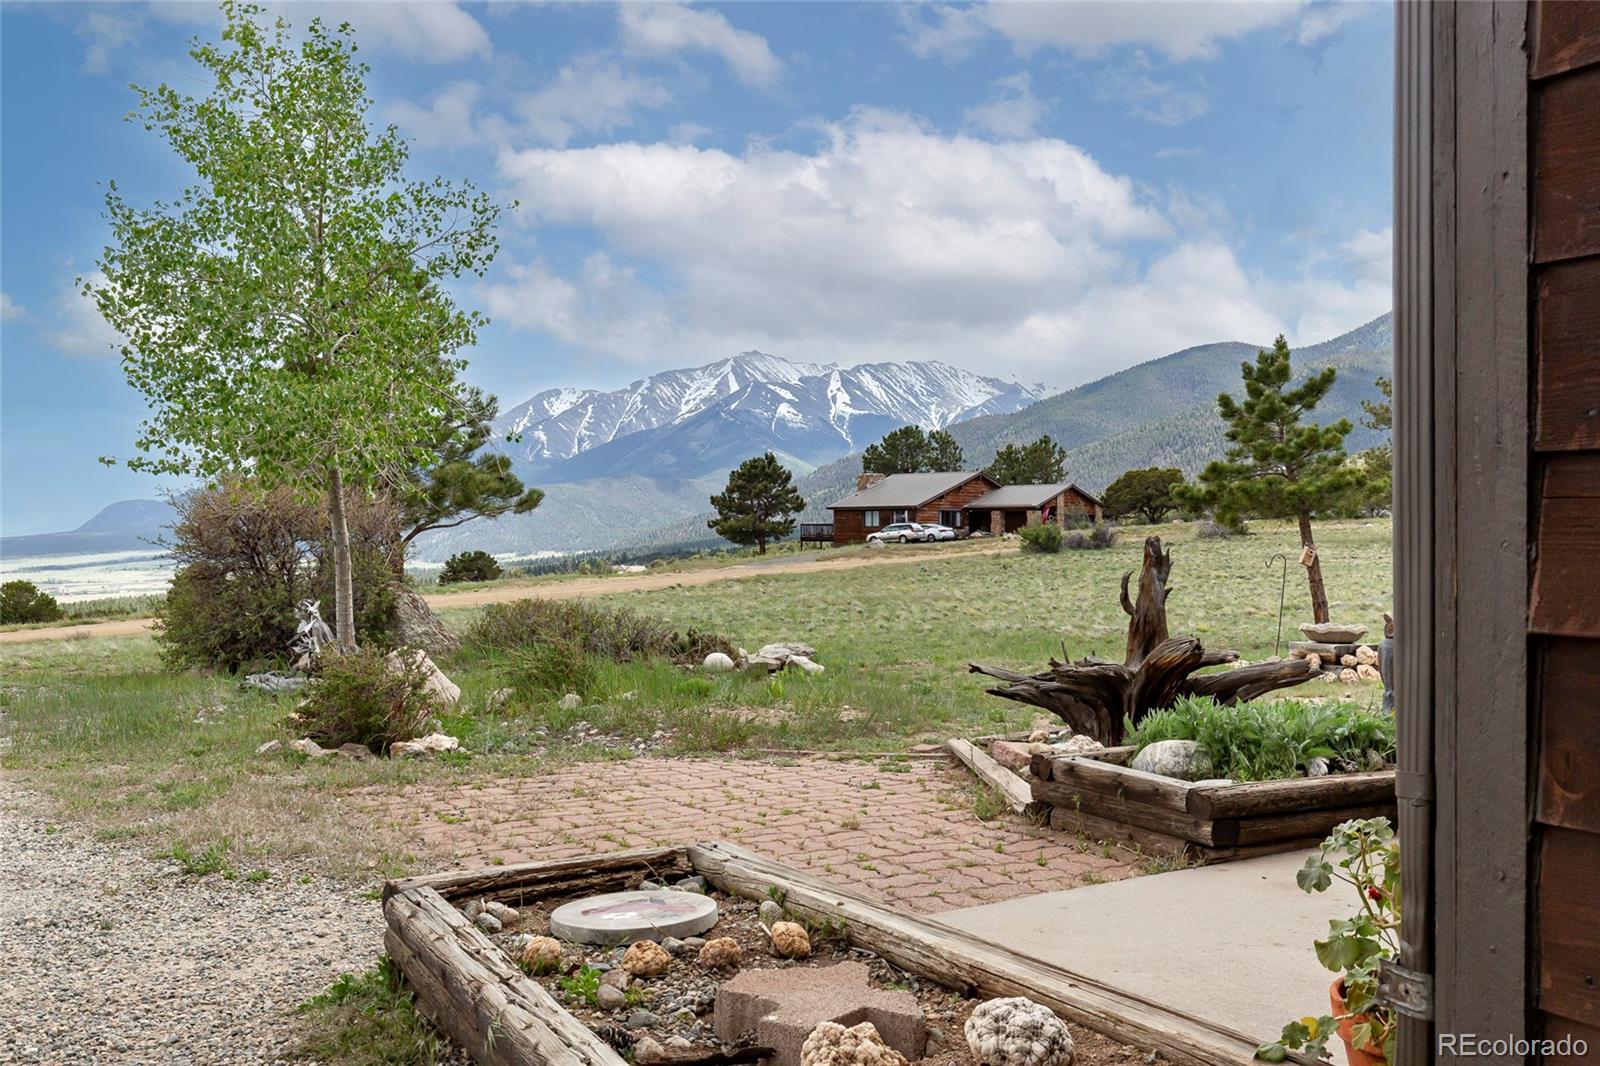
[366,756,1142,912]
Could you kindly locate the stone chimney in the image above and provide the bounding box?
[856,472,886,491]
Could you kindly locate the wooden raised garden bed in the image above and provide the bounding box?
[382,841,1286,1066]
[1029,748,1396,862]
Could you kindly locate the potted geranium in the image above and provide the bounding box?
[1257,817,1399,1065]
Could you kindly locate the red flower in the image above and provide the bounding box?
[1367,887,1384,902]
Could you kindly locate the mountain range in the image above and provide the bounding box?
[2,314,1394,564]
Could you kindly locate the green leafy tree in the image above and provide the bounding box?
[89,2,502,650]
[927,429,965,471]
[1177,336,1356,623]
[1103,467,1185,523]
[708,453,805,554]
[1355,376,1393,510]
[0,581,64,625]
[863,426,930,475]
[394,386,543,555]
[985,435,1068,485]
[439,550,503,585]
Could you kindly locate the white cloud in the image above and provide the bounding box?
[0,292,26,322]
[517,55,672,147]
[1099,68,1211,125]
[619,3,782,87]
[486,113,1387,385]
[49,275,123,359]
[386,81,494,151]
[904,1,1354,63]
[963,72,1047,138]
[75,8,143,74]
[668,122,715,145]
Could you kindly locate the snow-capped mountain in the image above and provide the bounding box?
[494,352,1046,474]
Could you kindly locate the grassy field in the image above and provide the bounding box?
[0,517,1391,883]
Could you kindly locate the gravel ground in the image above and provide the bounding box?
[0,775,384,1064]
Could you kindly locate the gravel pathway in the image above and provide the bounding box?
[0,775,384,1064]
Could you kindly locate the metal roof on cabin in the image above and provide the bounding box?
[966,482,1074,509]
[827,471,990,510]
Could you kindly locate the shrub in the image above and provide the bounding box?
[156,479,400,672]
[1196,516,1247,538]
[501,637,600,701]
[1063,523,1118,550]
[466,598,735,665]
[439,550,502,584]
[1017,523,1063,553]
[0,580,65,624]
[1127,695,1396,781]
[296,647,437,752]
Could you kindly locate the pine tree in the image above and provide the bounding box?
[862,426,931,474]
[927,429,965,471]
[708,453,805,554]
[985,435,1068,485]
[1178,336,1356,623]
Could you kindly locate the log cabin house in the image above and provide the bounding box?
[819,472,1104,545]
[823,471,999,544]
[966,482,1104,536]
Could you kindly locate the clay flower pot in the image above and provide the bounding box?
[1330,979,1388,1066]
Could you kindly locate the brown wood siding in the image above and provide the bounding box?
[912,476,1001,526]
[831,509,868,545]
[1530,2,1600,1041]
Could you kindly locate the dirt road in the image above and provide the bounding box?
[0,543,1008,645]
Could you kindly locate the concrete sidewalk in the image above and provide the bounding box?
[936,849,1349,1064]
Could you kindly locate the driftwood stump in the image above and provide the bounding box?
[969,536,1312,746]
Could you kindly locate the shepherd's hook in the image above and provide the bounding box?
[1267,553,1289,658]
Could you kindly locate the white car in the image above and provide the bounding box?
[921,524,959,541]
[867,522,930,544]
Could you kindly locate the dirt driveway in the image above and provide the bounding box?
[0,543,1008,645]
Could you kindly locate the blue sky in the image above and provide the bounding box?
[0,1,1393,535]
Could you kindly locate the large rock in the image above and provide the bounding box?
[990,740,1033,770]
[390,732,460,758]
[964,997,1073,1066]
[390,583,460,657]
[1299,622,1369,644]
[703,652,736,672]
[385,649,460,707]
[1130,739,1214,781]
[715,962,924,1066]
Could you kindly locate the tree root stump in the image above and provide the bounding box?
[969,535,1313,746]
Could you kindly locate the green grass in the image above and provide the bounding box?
[0,517,1392,882]
[294,958,442,1066]
[1127,694,1396,781]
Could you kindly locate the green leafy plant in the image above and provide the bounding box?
[466,598,734,666]
[1127,696,1394,782]
[0,580,64,625]
[558,966,603,1006]
[1017,523,1063,553]
[295,956,440,1066]
[1257,818,1398,1064]
[439,550,503,585]
[297,647,438,752]
[500,638,600,702]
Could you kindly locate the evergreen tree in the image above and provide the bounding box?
[1356,376,1394,510]
[985,435,1068,485]
[927,429,965,471]
[862,426,932,474]
[394,386,543,554]
[1103,467,1185,523]
[1178,336,1356,623]
[708,453,805,554]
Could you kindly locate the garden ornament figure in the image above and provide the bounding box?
[291,599,335,669]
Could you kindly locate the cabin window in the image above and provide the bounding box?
[863,510,880,527]
[939,509,963,528]
[892,509,909,523]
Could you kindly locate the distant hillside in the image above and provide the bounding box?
[1,498,176,559]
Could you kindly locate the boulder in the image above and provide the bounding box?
[788,655,826,674]
[703,652,736,672]
[290,738,332,759]
[1339,668,1360,684]
[1355,645,1381,667]
[255,740,283,755]
[521,935,564,973]
[1130,739,1213,781]
[390,583,460,657]
[385,649,460,707]
[759,642,817,660]
[697,936,744,969]
[989,741,1033,770]
[1357,663,1382,681]
[558,693,582,710]
[240,671,306,695]
[597,983,628,1010]
[1051,734,1105,756]
[963,997,1073,1066]
[336,743,374,761]
[390,732,460,758]
[759,899,786,927]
